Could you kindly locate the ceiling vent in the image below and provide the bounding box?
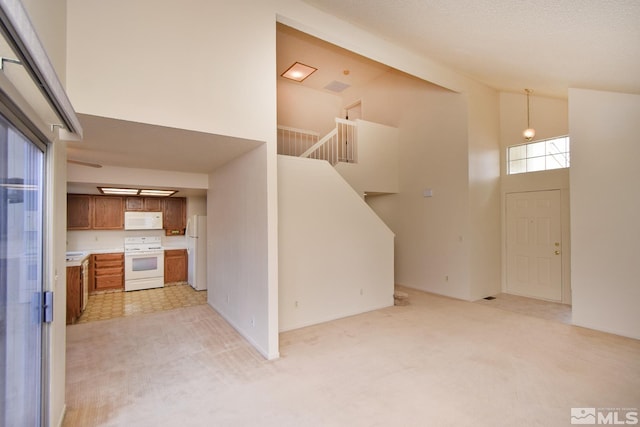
[324,81,350,93]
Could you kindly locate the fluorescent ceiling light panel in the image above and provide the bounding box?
[281,62,317,82]
[98,187,139,195]
[97,187,178,196]
[139,189,177,197]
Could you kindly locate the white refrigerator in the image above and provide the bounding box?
[186,214,207,291]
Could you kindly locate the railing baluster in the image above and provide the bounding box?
[281,119,357,165]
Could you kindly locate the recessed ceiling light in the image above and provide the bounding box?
[281,62,317,82]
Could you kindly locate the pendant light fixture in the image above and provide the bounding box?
[523,89,535,141]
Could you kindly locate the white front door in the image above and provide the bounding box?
[506,190,562,301]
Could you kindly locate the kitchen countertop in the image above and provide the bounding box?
[66,247,124,267]
[65,246,188,267]
[163,245,187,250]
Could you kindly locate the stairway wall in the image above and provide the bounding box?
[334,120,399,195]
[278,155,395,331]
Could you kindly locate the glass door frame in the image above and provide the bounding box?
[0,85,51,427]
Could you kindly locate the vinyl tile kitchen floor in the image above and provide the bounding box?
[76,284,208,323]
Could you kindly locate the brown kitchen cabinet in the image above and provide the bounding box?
[125,197,163,212]
[163,197,186,235]
[66,266,82,324]
[91,253,124,292]
[164,249,187,283]
[93,196,124,229]
[67,194,92,230]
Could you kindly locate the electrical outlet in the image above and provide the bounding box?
[295,300,299,308]
[445,275,449,282]
[226,294,230,303]
[251,316,255,327]
[360,288,364,296]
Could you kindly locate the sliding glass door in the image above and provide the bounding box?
[0,112,45,426]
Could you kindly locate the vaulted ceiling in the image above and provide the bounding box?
[300,0,640,98]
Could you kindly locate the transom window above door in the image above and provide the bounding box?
[507,136,570,175]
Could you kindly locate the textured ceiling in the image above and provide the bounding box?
[301,0,640,97]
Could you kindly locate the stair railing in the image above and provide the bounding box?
[277,126,319,157]
[300,118,357,165]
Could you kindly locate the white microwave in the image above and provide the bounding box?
[124,211,163,230]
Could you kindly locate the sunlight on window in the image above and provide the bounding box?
[507,136,570,175]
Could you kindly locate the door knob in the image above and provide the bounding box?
[554,250,561,255]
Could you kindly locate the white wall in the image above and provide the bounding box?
[22,0,66,82]
[277,80,343,135]
[466,87,501,300]
[359,74,472,299]
[66,0,276,142]
[67,164,208,191]
[499,92,571,303]
[66,229,186,251]
[207,145,276,358]
[334,120,399,196]
[186,195,207,218]
[278,155,394,331]
[569,88,640,339]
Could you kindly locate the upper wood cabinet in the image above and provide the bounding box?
[125,197,163,212]
[68,194,185,231]
[143,198,163,212]
[163,197,186,235]
[67,194,92,230]
[125,197,143,211]
[93,196,124,229]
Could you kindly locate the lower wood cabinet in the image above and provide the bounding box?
[66,266,82,324]
[165,249,187,283]
[91,253,124,292]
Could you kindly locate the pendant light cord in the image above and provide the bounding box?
[526,89,532,128]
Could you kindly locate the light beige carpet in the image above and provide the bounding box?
[474,292,572,324]
[64,287,640,426]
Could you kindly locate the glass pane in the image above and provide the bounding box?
[508,145,526,160]
[546,154,565,169]
[527,141,546,158]
[547,137,566,154]
[509,159,526,174]
[527,156,546,172]
[132,256,158,272]
[1,114,44,427]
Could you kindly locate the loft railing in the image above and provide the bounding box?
[277,126,319,157]
[300,118,357,165]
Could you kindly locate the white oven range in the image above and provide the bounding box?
[124,236,164,291]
